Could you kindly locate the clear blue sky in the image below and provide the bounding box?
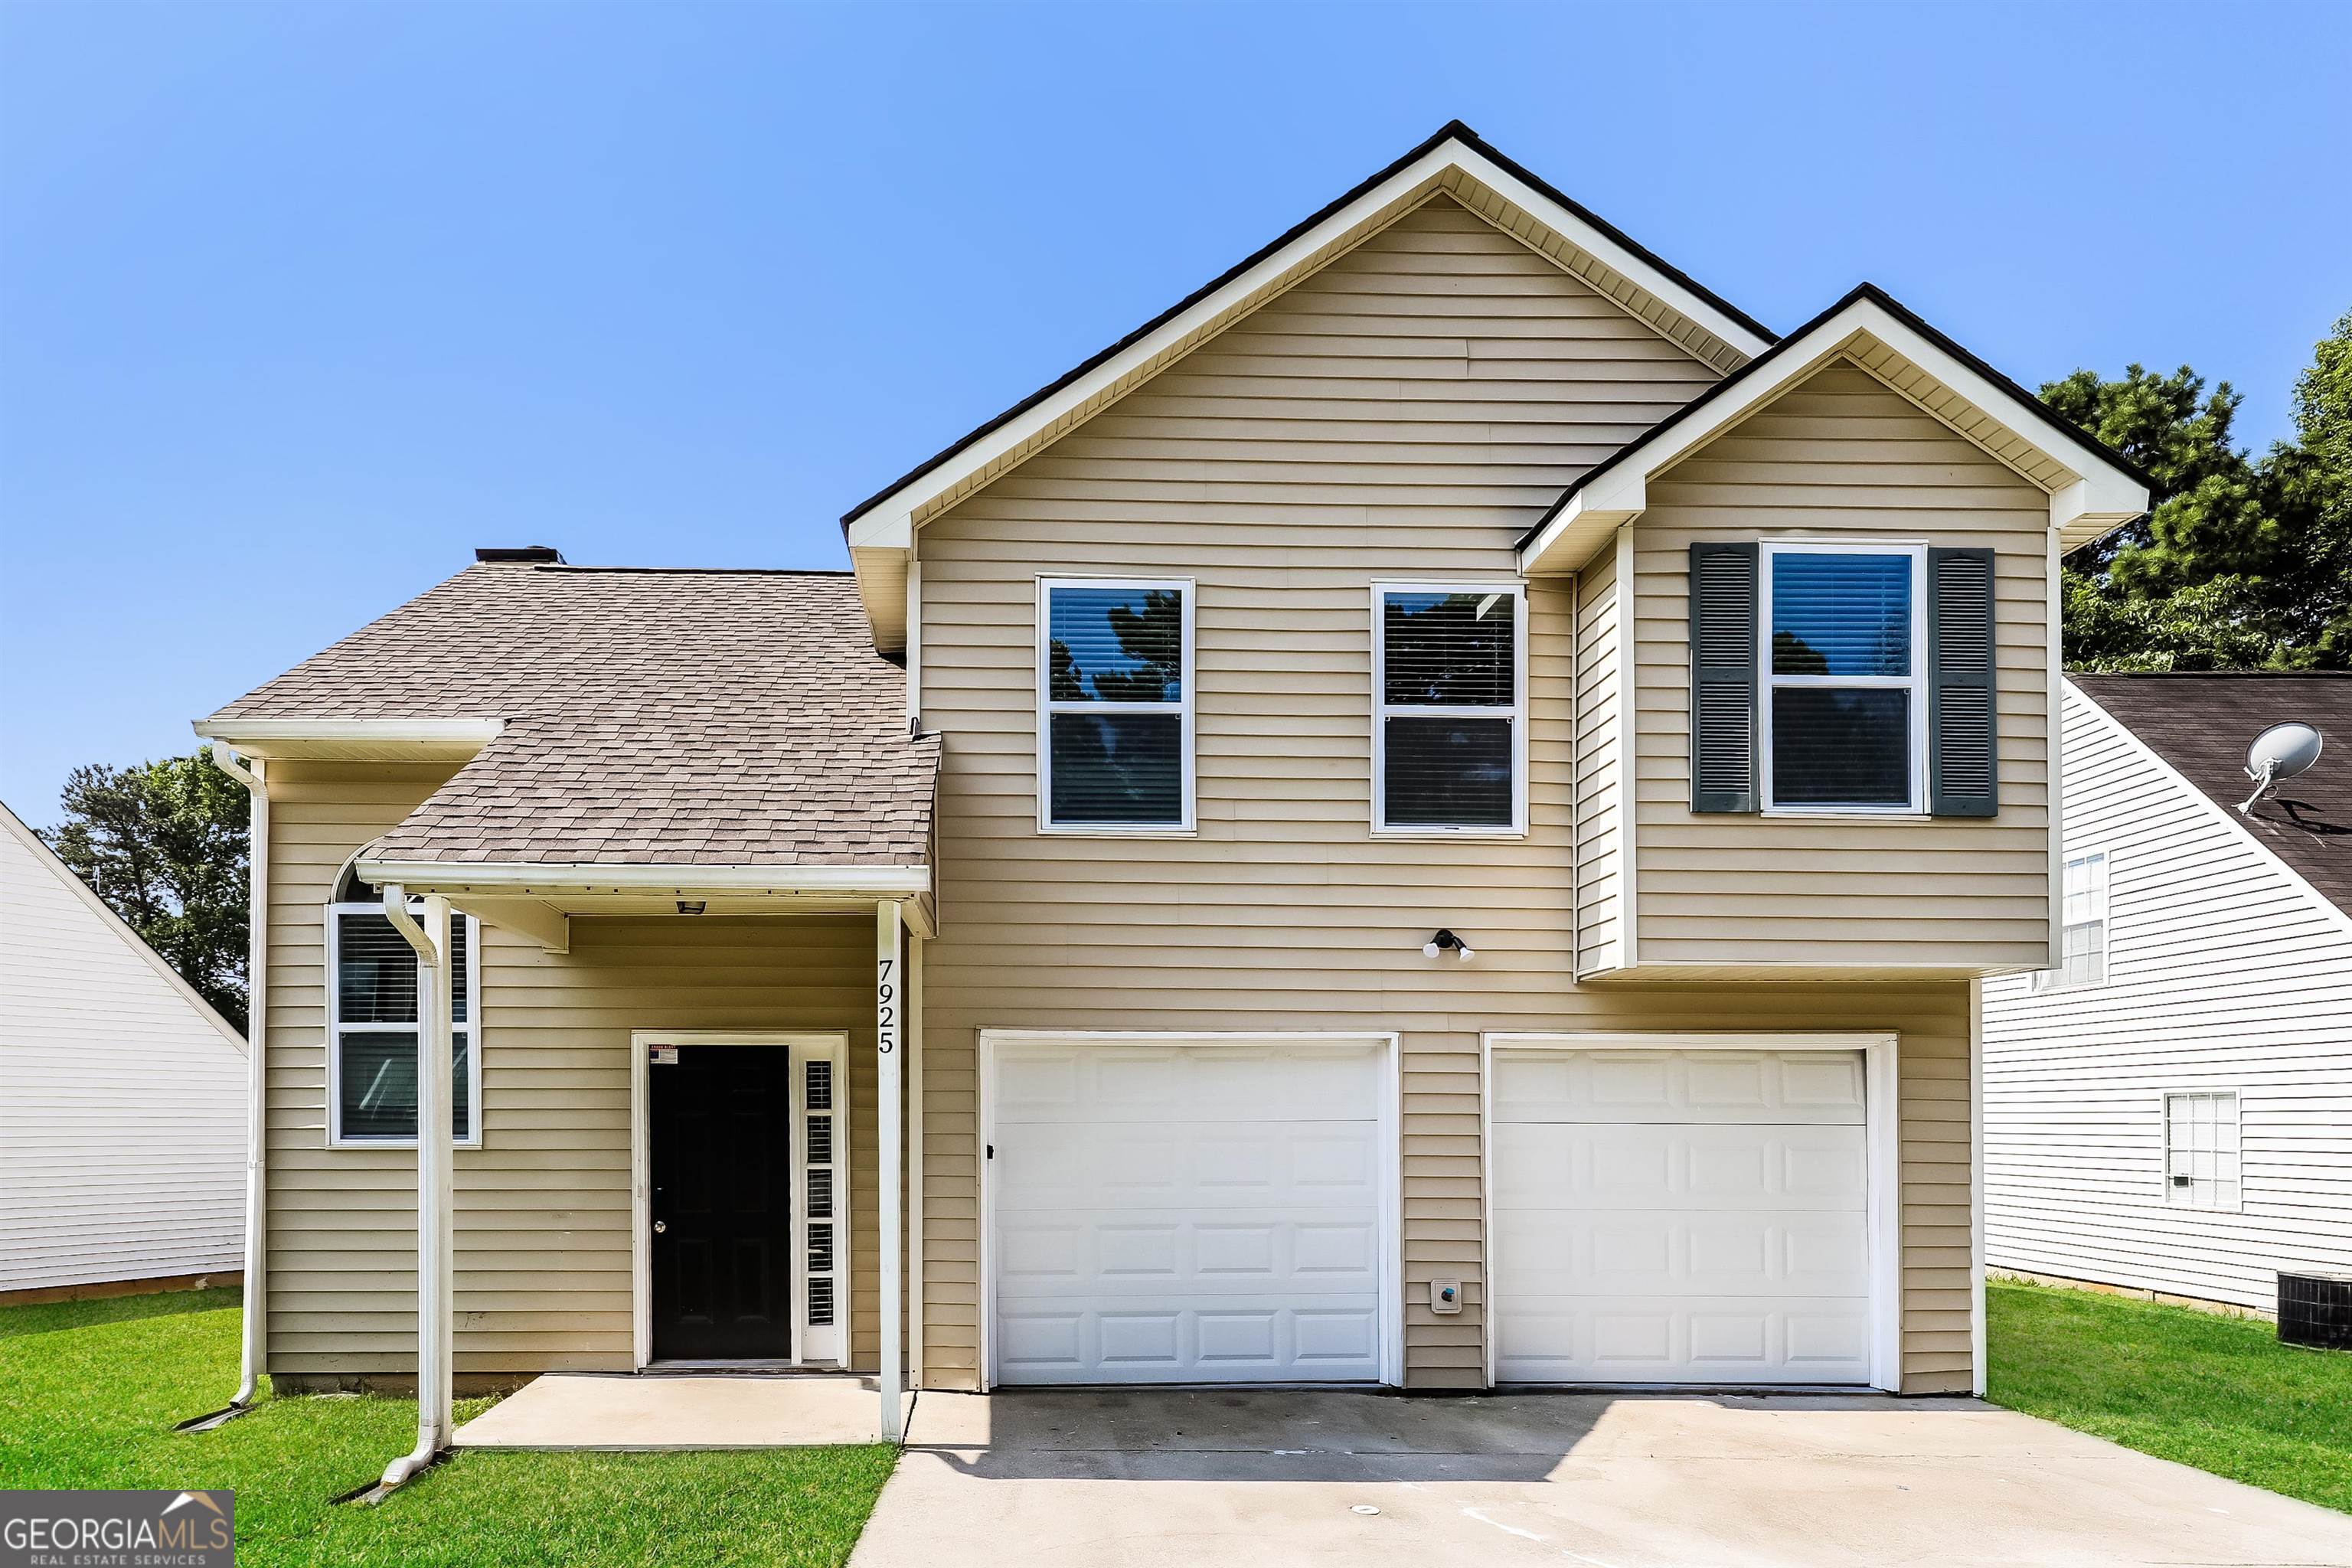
[4,1,2347,826]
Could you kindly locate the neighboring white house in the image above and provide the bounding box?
[0,799,248,1297]
[1984,673,2352,1314]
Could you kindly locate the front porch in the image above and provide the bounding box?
[454,1372,918,1450]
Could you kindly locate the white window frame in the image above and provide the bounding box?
[1370,580,1529,837]
[2033,848,2111,992]
[325,896,483,1149]
[2161,1089,2243,1213]
[1758,540,1929,815]
[1035,575,1196,835]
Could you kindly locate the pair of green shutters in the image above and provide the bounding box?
[1687,541,1999,817]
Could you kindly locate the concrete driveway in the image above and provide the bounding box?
[851,1388,2352,1568]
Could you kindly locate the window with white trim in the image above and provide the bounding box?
[1373,583,1526,833]
[1760,542,1926,812]
[327,864,480,1146]
[2164,1091,2240,1210]
[2034,849,2109,992]
[1038,577,1193,831]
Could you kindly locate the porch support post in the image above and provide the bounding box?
[377,887,454,1487]
[876,900,905,1442]
[907,931,924,1390]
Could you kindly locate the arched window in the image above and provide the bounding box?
[326,860,481,1146]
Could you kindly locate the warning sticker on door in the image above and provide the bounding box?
[648,1045,678,1066]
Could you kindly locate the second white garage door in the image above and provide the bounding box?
[1491,1045,1878,1386]
[988,1037,1390,1385]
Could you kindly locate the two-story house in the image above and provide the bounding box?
[192,123,2147,1465]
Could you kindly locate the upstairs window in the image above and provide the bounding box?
[2164,1090,2240,1210]
[327,864,480,1146]
[1690,541,1995,817]
[1038,578,1193,831]
[1374,583,1526,834]
[1761,543,1926,812]
[2034,850,2109,992]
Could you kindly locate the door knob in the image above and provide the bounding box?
[653,1220,667,1233]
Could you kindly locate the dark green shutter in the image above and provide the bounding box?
[1928,546,1998,817]
[1687,541,1759,812]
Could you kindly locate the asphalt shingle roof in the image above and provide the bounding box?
[2072,672,2352,915]
[210,563,937,866]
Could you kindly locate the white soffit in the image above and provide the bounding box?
[1516,289,2150,575]
[190,717,504,762]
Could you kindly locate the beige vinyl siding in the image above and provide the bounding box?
[2,811,247,1292]
[1984,684,2352,1311]
[1573,531,1631,977]
[261,761,903,1378]
[1627,360,2053,972]
[915,200,1975,1393]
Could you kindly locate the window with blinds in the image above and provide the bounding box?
[1374,584,1525,833]
[327,880,479,1146]
[1039,579,1193,831]
[1760,545,1925,811]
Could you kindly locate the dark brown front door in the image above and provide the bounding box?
[649,1044,792,1360]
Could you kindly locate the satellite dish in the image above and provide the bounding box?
[2238,721,2323,814]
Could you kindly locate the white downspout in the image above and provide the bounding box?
[375,887,455,1494]
[186,743,268,1428]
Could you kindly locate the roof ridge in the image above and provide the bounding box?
[522,565,854,577]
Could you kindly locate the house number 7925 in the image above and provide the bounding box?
[877,956,896,1054]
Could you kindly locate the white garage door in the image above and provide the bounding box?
[989,1037,1388,1385]
[1492,1047,1874,1385]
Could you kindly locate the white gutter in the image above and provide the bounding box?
[191,717,504,750]
[181,743,268,1430]
[353,860,932,897]
[372,885,456,1497]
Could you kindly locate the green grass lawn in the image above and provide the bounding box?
[0,1289,894,1566]
[1988,1277,2352,1514]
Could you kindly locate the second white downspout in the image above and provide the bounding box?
[377,887,455,1492]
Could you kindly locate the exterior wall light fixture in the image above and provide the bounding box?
[1423,929,1475,961]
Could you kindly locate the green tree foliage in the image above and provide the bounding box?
[2049,312,2352,670]
[41,753,250,1033]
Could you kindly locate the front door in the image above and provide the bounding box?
[649,1044,794,1361]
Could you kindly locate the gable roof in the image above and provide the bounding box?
[2072,672,2352,916]
[200,562,938,870]
[840,121,1775,649]
[1517,283,2153,573]
[0,800,249,1053]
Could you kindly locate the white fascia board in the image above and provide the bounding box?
[191,717,504,750]
[1519,296,2150,574]
[353,858,933,897]
[845,138,1772,546]
[2053,471,2152,545]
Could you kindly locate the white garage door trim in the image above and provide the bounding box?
[979,1030,1403,1390]
[1481,1031,1902,1393]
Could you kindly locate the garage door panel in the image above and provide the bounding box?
[1492,1045,1876,1387]
[1493,1122,1867,1210]
[992,1039,1387,1384]
[1495,1049,1864,1125]
[1497,1296,1871,1383]
[1497,1210,1870,1297]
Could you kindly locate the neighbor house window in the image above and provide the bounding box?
[2034,850,2109,992]
[2164,1091,2240,1210]
[1037,577,1194,831]
[327,864,480,1146]
[1373,583,1526,833]
[1759,542,1926,812]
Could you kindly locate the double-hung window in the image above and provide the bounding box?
[327,864,481,1146]
[2163,1090,2240,1210]
[1759,542,1926,812]
[1373,583,1527,834]
[1037,577,1194,831]
[2034,849,2109,991]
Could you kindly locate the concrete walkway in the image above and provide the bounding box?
[851,1388,2352,1567]
[452,1373,912,1449]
